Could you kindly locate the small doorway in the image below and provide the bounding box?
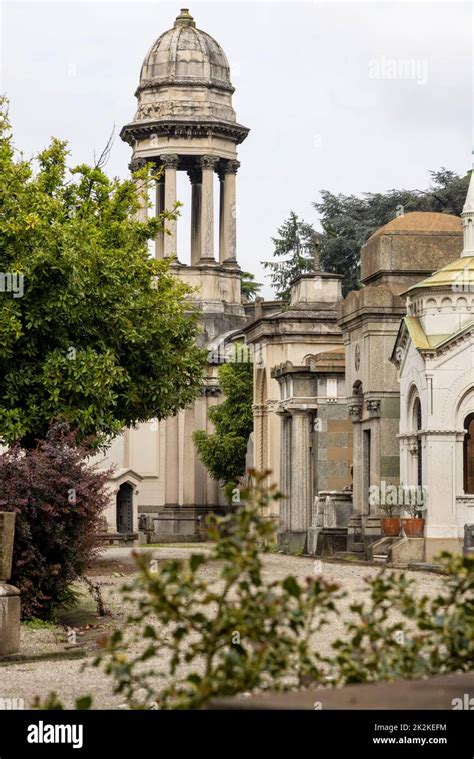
[363,429,371,510]
[116,483,134,533]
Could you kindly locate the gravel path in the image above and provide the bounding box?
[0,546,446,710]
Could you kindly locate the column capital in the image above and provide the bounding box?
[160,154,179,169]
[221,159,240,175]
[187,168,202,185]
[129,157,148,173]
[199,154,219,170]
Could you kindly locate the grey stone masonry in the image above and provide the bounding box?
[0,512,20,656]
[0,512,15,581]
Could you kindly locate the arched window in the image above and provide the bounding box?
[413,397,422,487]
[464,414,474,494]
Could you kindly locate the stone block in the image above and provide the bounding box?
[327,447,352,461]
[0,584,20,656]
[389,538,424,565]
[326,419,352,432]
[425,537,462,562]
[0,512,15,582]
[278,531,307,554]
[463,524,474,556]
[380,455,400,478]
[380,397,400,419]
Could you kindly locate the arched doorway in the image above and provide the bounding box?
[116,483,134,533]
[464,414,474,494]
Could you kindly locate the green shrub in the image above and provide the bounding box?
[96,472,339,709]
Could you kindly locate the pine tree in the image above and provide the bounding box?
[261,211,316,300]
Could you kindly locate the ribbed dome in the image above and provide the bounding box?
[139,9,232,91]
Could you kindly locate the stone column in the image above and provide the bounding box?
[289,409,311,548]
[278,412,291,533]
[198,155,218,262]
[130,158,148,222]
[219,160,239,264]
[161,154,179,258]
[154,177,165,259]
[188,169,202,266]
[0,512,20,655]
[165,415,179,507]
[218,170,224,262]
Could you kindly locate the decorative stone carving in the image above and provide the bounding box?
[160,154,179,169]
[220,159,240,175]
[199,155,219,170]
[366,399,381,417]
[354,343,361,371]
[129,157,147,172]
[348,403,363,421]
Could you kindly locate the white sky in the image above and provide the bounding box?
[1,0,472,297]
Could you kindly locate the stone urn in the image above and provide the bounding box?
[0,512,21,656]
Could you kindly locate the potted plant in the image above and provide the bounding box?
[379,502,401,537]
[402,498,426,538]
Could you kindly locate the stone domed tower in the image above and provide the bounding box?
[121,9,249,344]
[111,10,250,540]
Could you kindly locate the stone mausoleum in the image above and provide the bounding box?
[97,9,250,542]
[95,8,473,562]
[392,171,474,560]
[338,210,464,557]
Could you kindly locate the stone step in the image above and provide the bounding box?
[372,554,388,563]
[334,551,365,560]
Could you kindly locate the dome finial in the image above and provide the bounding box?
[175,8,196,27]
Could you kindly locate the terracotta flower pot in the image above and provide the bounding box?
[381,518,401,537]
[403,518,425,538]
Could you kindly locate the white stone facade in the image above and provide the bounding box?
[393,172,474,559]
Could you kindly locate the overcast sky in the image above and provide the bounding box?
[1,1,472,297]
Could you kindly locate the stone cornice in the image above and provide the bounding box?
[136,77,235,96]
[398,429,465,437]
[120,119,250,147]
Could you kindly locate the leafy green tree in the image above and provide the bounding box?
[314,168,471,295]
[193,345,253,486]
[239,270,262,302]
[0,100,206,449]
[261,211,316,300]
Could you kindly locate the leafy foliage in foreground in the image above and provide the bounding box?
[91,474,474,709]
[96,472,338,709]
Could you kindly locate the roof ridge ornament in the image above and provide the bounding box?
[175,8,196,27]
